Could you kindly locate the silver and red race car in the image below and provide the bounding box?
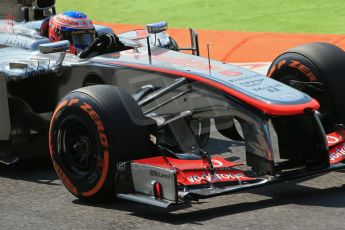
[1,0,345,211]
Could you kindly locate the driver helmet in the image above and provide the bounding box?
[49,11,96,54]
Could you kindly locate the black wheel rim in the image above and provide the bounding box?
[58,117,97,177]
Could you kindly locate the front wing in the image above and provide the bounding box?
[116,130,345,210]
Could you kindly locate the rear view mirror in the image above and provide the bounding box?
[146,21,168,34]
[39,41,70,67]
[39,40,70,54]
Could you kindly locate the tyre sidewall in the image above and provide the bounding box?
[50,93,115,199]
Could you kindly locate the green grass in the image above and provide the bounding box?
[57,0,345,34]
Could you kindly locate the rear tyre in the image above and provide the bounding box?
[49,85,152,201]
[267,42,345,132]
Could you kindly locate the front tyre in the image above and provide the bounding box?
[49,85,152,201]
[268,42,345,132]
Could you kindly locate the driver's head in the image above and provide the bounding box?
[49,11,96,54]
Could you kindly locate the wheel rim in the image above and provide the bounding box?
[58,117,97,177]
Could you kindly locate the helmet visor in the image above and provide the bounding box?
[71,33,96,47]
[68,29,96,49]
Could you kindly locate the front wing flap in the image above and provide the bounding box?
[116,156,267,209]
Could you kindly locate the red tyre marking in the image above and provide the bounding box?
[49,100,80,195]
[288,60,317,82]
[288,60,300,68]
[267,65,276,77]
[81,150,109,197]
[79,102,110,197]
[53,162,78,194]
[277,60,286,70]
[50,99,110,197]
[68,98,79,107]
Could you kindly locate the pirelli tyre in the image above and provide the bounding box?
[49,85,152,201]
[267,42,345,132]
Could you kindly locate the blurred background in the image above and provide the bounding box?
[57,0,345,34]
[56,1,345,65]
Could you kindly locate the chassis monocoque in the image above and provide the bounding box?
[2,0,345,211]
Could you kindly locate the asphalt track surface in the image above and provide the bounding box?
[2,123,345,230]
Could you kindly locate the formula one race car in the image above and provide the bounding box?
[2,0,345,211]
